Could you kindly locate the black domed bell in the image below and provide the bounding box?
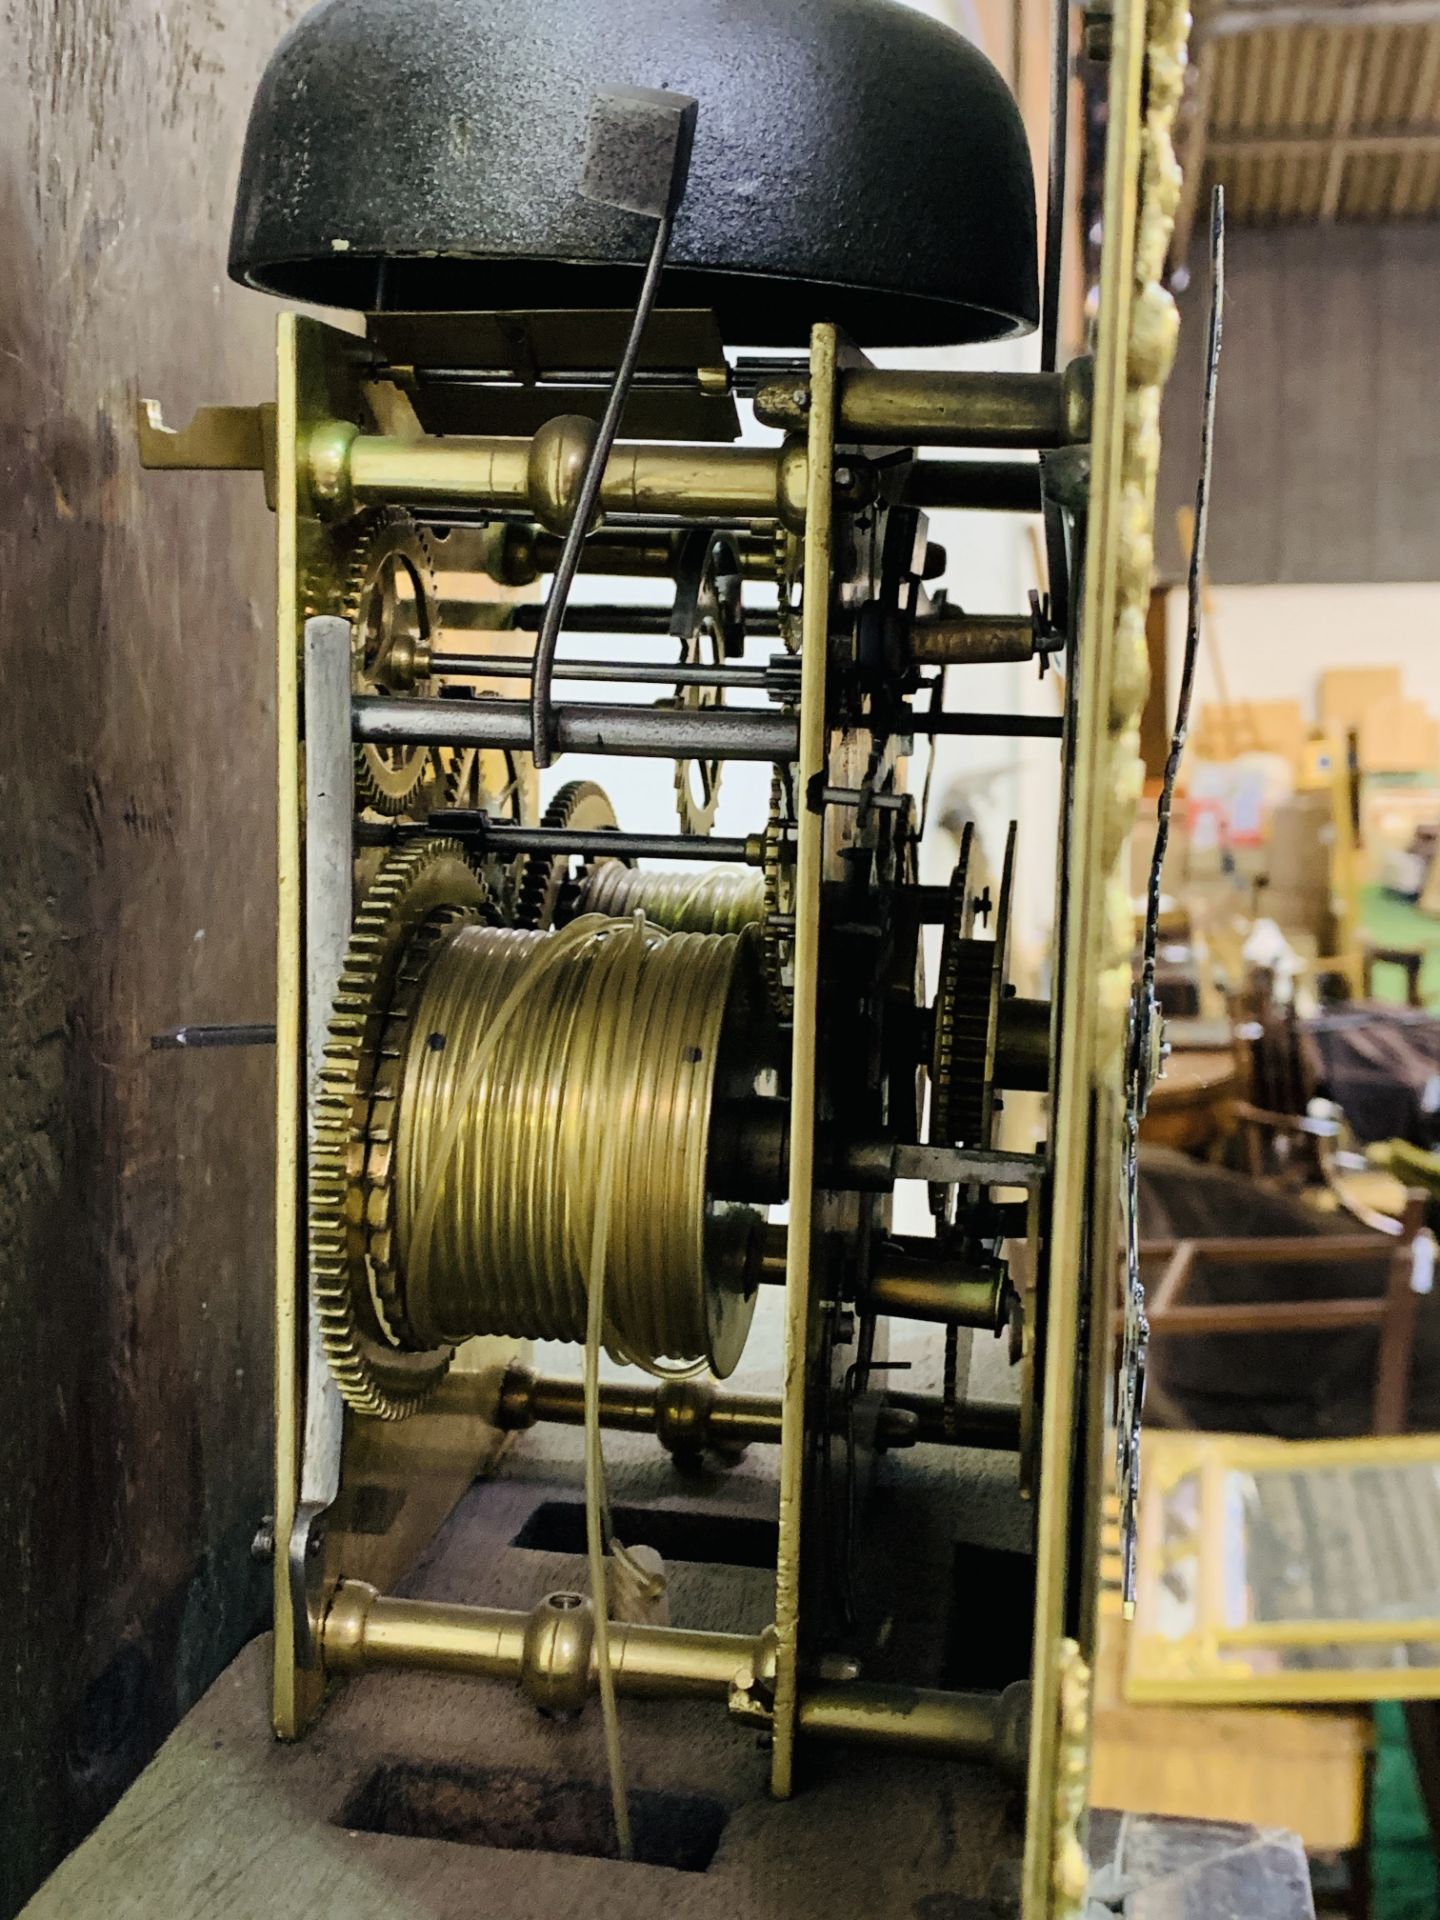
[230,0,1038,348]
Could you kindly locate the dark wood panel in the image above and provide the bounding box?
[0,4,308,1909]
[1157,224,1440,586]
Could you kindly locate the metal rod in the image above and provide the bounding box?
[477,1366,1022,1457]
[499,1368,788,1452]
[755,366,1091,450]
[322,1582,1026,1774]
[530,529,779,582]
[354,696,798,763]
[432,652,769,690]
[324,1583,759,1703]
[452,524,782,589]
[890,1143,1047,1190]
[150,1023,277,1051]
[911,712,1065,740]
[911,614,1038,668]
[459,822,758,865]
[884,1393,1023,1452]
[511,603,783,639]
[323,427,807,531]
[1041,0,1071,373]
[904,460,1044,514]
[751,1226,1006,1331]
[530,163,689,769]
[797,1681,1015,1771]
[869,1261,1008,1332]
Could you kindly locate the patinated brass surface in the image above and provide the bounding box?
[770,321,839,1798]
[272,315,530,1738]
[1023,0,1191,1910]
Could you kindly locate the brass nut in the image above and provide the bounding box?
[777,438,810,532]
[1061,356,1095,446]
[527,414,600,534]
[487,522,542,588]
[305,417,359,519]
[521,1591,595,1715]
[323,1579,379,1674]
[655,1378,713,1456]
[993,1678,1032,1786]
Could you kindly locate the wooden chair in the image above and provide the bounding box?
[1143,1194,1429,1438]
[1362,942,1426,1010]
[1228,972,1321,1185]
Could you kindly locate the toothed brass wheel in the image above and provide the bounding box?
[761,767,797,1020]
[670,614,725,836]
[930,822,1017,1154]
[309,840,490,1420]
[514,780,621,931]
[343,507,440,816]
[928,822,1018,1227]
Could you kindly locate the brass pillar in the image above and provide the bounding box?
[755,361,1092,450]
[869,1259,1008,1333]
[496,1366,924,1454]
[911,613,1037,668]
[306,413,810,531]
[756,1224,1008,1332]
[798,1679,1030,1782]
[995,997,1053,1094]
[321,1582,1029,1774]
[324,1582,761,1705]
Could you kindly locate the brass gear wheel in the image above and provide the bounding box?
[309,840,490,1419]
[343,507,440,816]
[514,779,620,932]
[930,822,1017,1155]
[671,613,725,835]
[434,744,477,810]
[762,766,797,1019]
[773,527,803,655]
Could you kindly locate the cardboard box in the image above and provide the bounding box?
[1358,695,1439,775]
[1194,700,1307,773]
[1318,666,1402,741]
[1263,790,1337,949]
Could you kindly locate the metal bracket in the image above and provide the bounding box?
[286,1502,331,1672]
[136,398,277,508]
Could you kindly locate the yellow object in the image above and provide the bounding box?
[1320,664,1404,741]
[1127,1430,1440,1705]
